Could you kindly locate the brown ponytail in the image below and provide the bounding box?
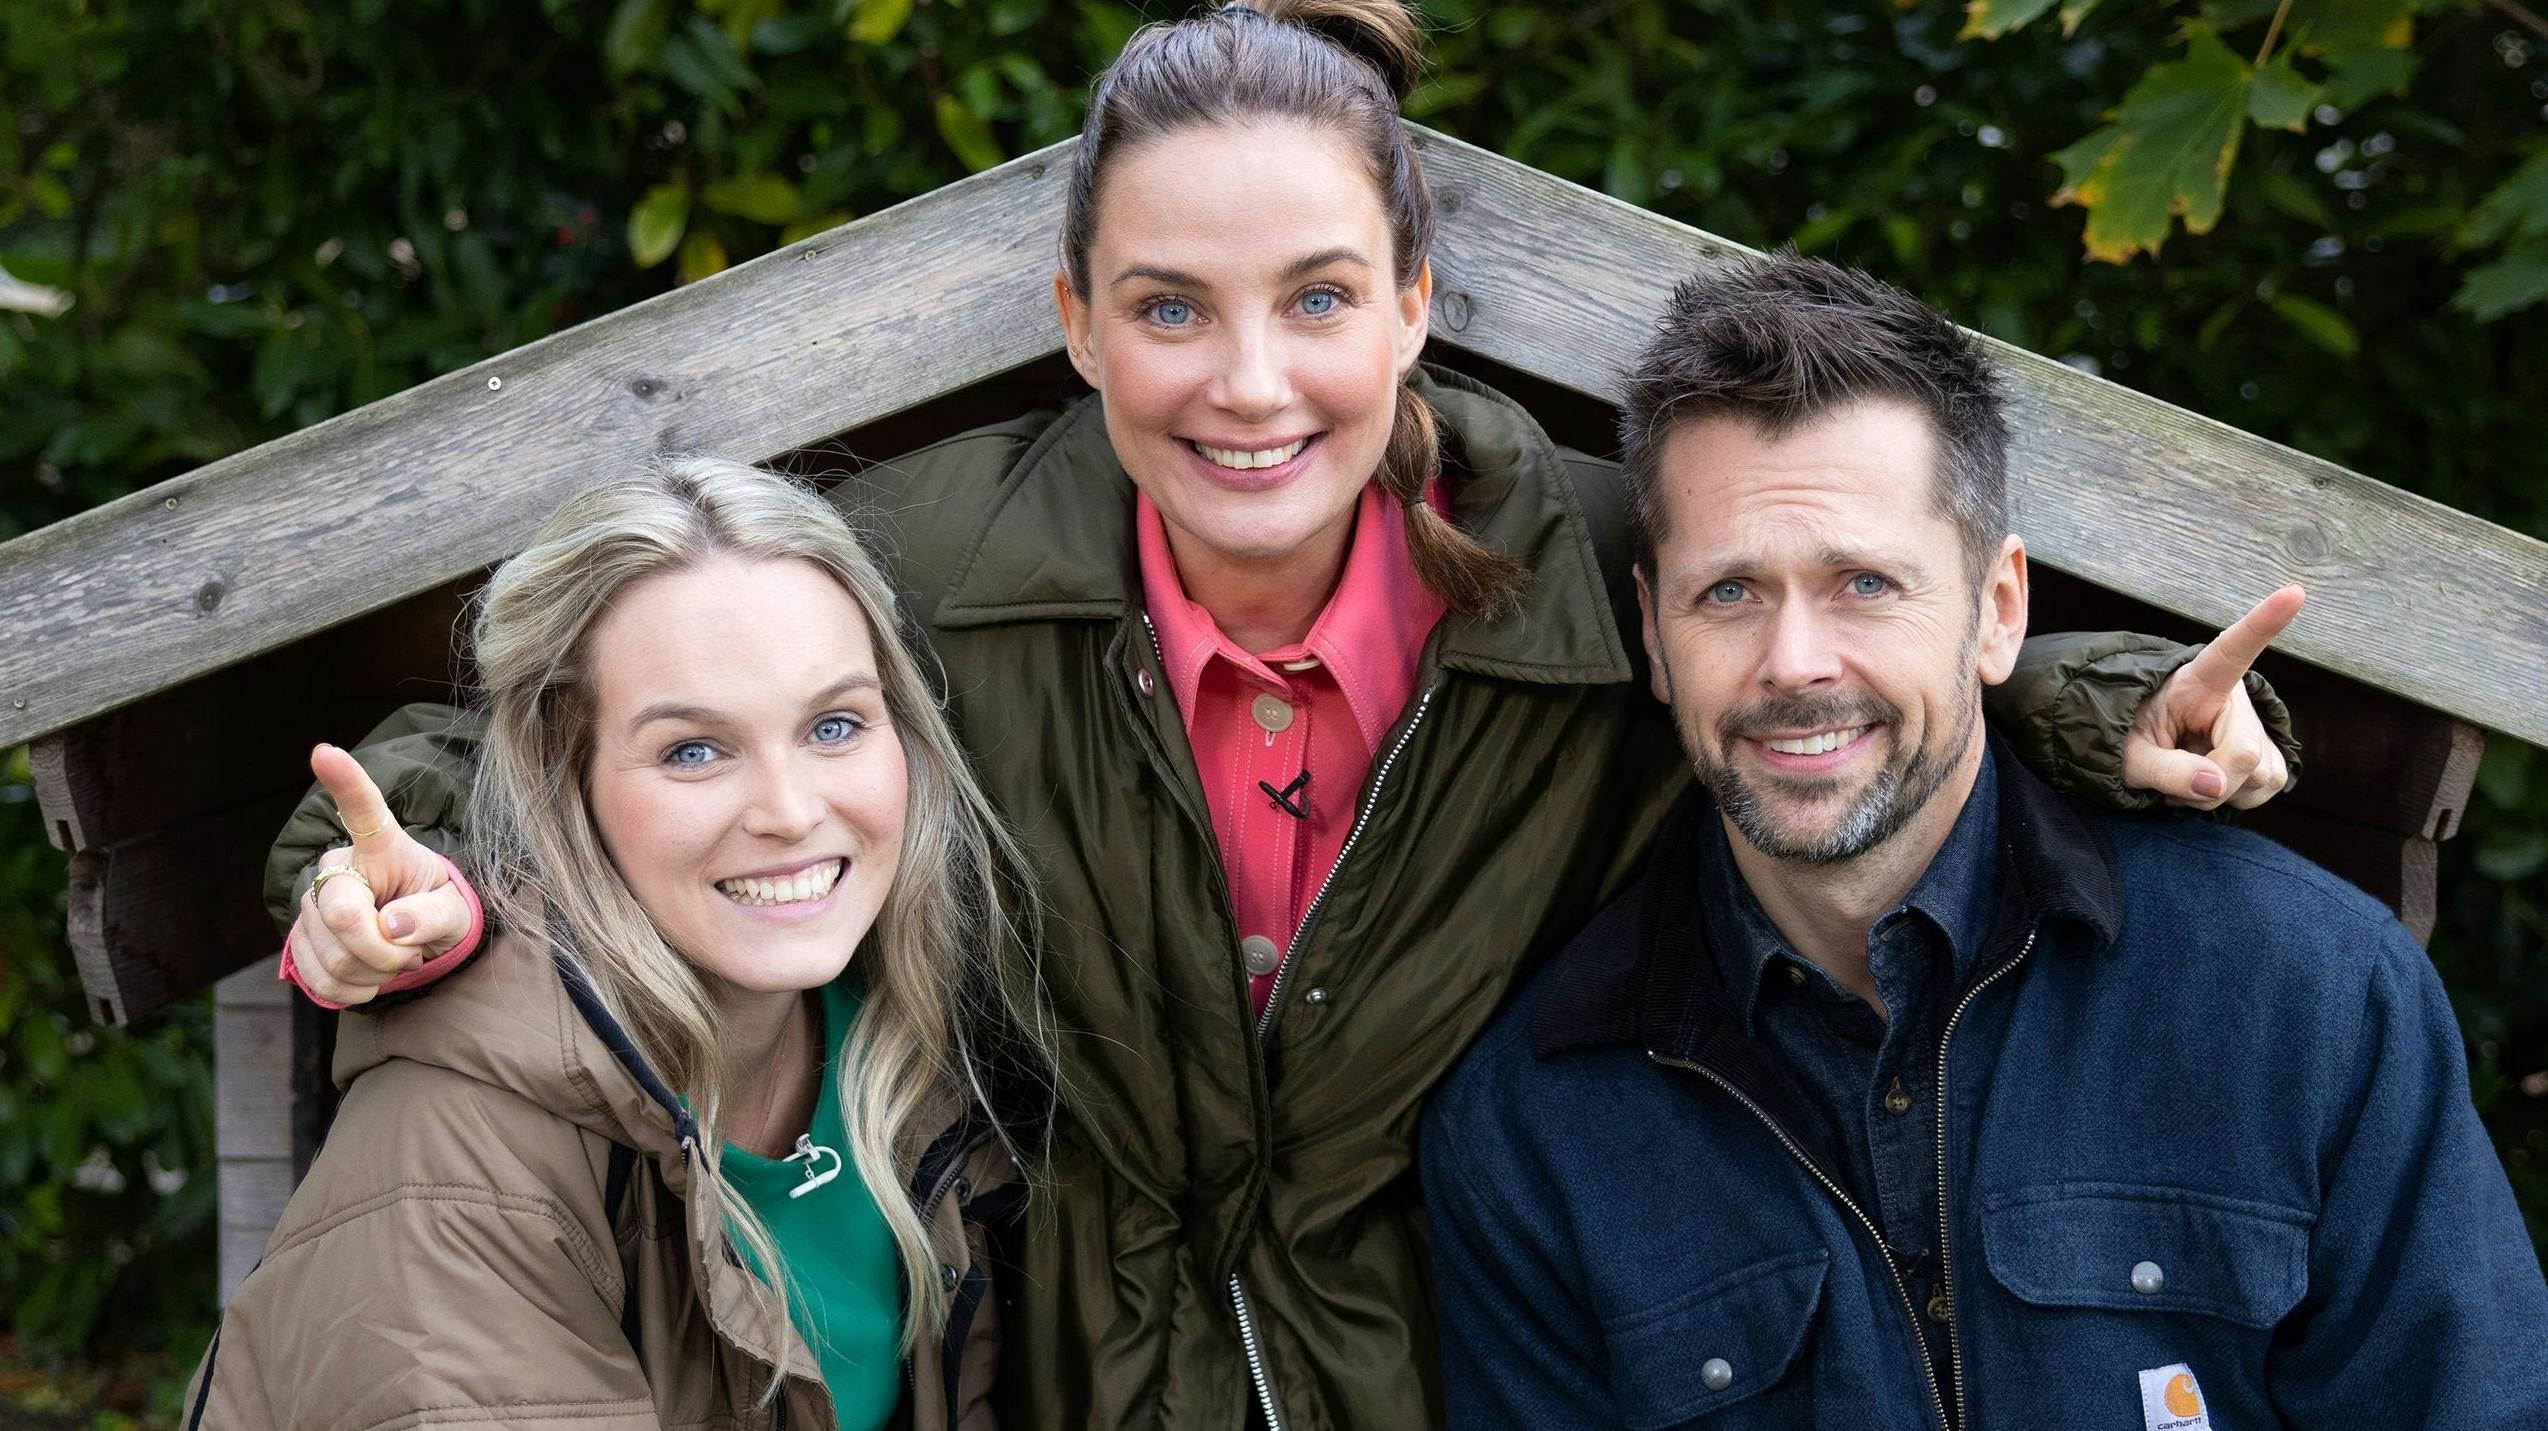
[1062,0,1528,619]
[1375,380,1527,618]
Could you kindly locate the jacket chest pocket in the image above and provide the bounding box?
[1601,1249,1827,1429]
[1980,1183,2312,1329]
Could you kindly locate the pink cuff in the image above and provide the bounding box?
[278,853,487,1010]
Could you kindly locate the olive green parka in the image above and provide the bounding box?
[270,367,2286,1431]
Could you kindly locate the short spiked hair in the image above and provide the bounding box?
[1616,252,2011,582]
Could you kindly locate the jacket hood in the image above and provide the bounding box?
[928,363,1636,686]
[332,930,696,1161]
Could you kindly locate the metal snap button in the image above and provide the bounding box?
[940,1263,960,1291]
[1241,935,1282,977]
[1303,987,1329,1004]
[1250,693,1294,733]
[1785,965,1808,988]
[1134,668,1155,697]
[1700,1358,1733,1391]
[2131,1260,2165,1294]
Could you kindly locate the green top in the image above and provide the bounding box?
[721,978,902,1431]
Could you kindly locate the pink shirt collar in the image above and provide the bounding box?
[1136,483,1446,755]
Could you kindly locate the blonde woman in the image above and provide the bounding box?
[183,459,1050,1431]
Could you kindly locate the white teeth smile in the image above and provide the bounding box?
[1195,438,1307,470]
[716,859,844,908]
[1764,727,1869,757]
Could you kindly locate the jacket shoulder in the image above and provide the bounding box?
[264,1059,620,1276]
[835,407,1070,610]
[2102,812,2412,951]
[1432,879,1649,1134]
[201,1062,654,1430]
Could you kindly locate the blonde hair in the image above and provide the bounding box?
[1060,0,1527,618]
[465,457,1051,1375]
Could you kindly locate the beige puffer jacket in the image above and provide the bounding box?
[181,930,1018,1431]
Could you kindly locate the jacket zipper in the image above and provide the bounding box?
[1651,1051,1949,1431]
[1224,683,1437,1431]
[1256,685,1435,1041]
[1932,926,2037,1431]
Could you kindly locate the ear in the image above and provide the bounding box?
[1635,565,1673,707]
[1393,259,1433,379]
[1054,272,1100,389]
[1973,535,2030,686]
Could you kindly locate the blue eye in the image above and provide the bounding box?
[1848,573,1891,598]
[1151,300,1193,327]
[812,714,862,744]
[1298,289,1339,317]
[1706,581,1747,605]
[665,740,716,768]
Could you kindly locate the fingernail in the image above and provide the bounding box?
[2193,769,2226,799]
[383,910,415,940]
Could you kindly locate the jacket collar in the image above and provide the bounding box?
[1532,731,2124,1065]
[928,364,1634,687]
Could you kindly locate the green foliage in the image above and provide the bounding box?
[2457,147,2548,319]
[1971,0,2466,266]
[2050,27,2254,262]
[4,0,2544,1375]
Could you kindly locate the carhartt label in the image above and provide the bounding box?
[2138,1363,2213,1431]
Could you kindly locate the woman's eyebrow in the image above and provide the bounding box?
[627,700,724,735]
[1279,247,1370,281]
[628,674,882,735]
[803,674,882,707]
[1111,262,1208,290]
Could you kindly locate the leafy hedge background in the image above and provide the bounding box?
[3,0,2543,1421]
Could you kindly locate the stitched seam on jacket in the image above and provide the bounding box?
[350,1396,658,1431]
[260,1183,619,1296]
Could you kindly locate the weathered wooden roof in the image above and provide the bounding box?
[3,127,2544,748]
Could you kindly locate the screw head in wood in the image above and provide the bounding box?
[487,376,503,391]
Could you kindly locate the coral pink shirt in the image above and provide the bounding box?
[1137,482,1445,1017]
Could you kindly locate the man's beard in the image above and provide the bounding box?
[1683,682,1978,866]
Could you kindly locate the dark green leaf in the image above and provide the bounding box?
[848,0,914,46]
[2049,28,2250,262]
[2460,148,2548,250]
[603,0,672,76]
[702,172,802,224]
[1961,0,2060,42]
[935,93,1003,172]
[2452,245,2548,323]
[2246,48,2320,133]
[2266,292,2359,357]
[628,183,690,269]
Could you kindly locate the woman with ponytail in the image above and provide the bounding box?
[267,4,2298,1428]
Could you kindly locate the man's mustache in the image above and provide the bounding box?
[1715,693,1902,747]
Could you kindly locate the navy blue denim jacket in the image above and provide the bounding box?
[1422,737,2548,1430]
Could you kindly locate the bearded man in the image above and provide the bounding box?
[1421,253,2548,1430]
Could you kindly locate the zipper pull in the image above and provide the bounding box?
[783,1135,843,1199]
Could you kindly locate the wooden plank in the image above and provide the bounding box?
[1406,128,2548,747]
[0,145,1074,750]
[0,130,2543,751]
[214,964,298,1306]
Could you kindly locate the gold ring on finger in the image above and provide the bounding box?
[341,814,390,841]
[308,863,374,905]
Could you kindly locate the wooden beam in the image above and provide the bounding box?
[3,128,2544,752]
[213,964,296,1305]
